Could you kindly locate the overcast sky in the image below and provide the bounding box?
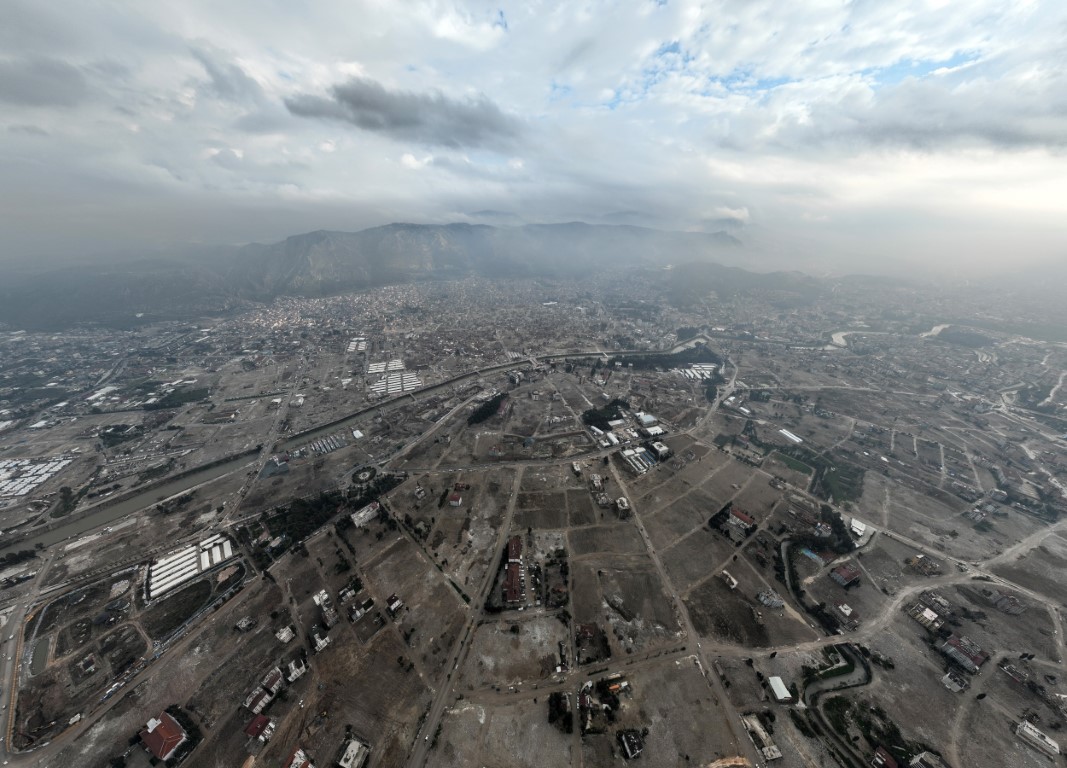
[2,0,1065,275]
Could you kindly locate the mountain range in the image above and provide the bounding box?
[0,221,820,330]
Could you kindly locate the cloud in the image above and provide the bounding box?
[7,124,49,136]
[190,45,265,103]
[285,76,521,149]
[0,56,87,106]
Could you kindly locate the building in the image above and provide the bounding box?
[768,676,793,703]
[285,746,315,768]
[244,714,273,741]
[243,688,273,714]
[941,670,969,693]
[618,729,645,759]
[729,507,756,529]
[651,441,670,458]
[261,666,284,695]
[139,712,187,762]
[871,746,899,768]
[907,751,948,768]
[1016,720,1060,757]
[830,562,861,588]
[448,492,463,507]
[276,625,295,643]
[504,562,523,604]
[939,634,988,673]
[338,737,372,768]
[507,535,523,562]
[287,657,308,682]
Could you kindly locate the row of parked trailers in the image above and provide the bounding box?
[147,534,234,599]
[308,433,347,455]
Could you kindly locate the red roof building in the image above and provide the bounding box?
[729,508,756,527]
[244,714,271,739]
[139,711,187,761]
[830,562,862,587]
[872,746,899,768]
[504,562,523,604]
[507,535,522,562]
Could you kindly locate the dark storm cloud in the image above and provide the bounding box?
[0,56,87,106]
[285,76,520,149]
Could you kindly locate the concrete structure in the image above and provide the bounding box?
[139,712,187,761]
[1016,720,1060,757]
[338,737,372,768]
[618,729,644,759]
[907,752,948,768]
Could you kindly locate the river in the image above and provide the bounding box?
[919,324,950,338]
[1,454,254,555]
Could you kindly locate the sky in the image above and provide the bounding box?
[1,0,1065,276]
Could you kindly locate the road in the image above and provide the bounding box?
[404,468,525,768]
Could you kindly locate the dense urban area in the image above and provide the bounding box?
[1,267,1066,768]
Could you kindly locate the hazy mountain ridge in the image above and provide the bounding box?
[0,222,749,329]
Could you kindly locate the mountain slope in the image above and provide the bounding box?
[0,222,744,328]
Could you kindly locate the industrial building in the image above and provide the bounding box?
[939,634,989,673]
[768,676,794,703]
[146,533,235,599]
[1015,720,1060,757]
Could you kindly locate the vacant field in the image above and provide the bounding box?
[461,615,568,688]
[582,658,744,768]
[568,524,646,557]
[643,488,716,550]
[140,578,213,640]
[662,527,737,591]
[992,532,1067,606]
[566,489,598,526]
[685,577,769,647]
[430,697,572,768]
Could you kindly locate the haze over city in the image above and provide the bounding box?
[2,0,1066,275]
[3,5,1067,768]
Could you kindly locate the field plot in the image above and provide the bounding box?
[521,462,584,492]
[598,565,681,652]
[957,689,1050,768]
[643,486,718,550]
[566,488,598,526]
[765,451,814,488]
[581,658,743,768]
[361,535,467,678]
[461,615,568,688]
[685,576,771,647]
[661,526,737,590]
[858,473,998,561]
[701,460,756,505]
[992,532,1067,605]
[514,491,567,529]
[260,629,431,768]
[429,697,572,768]
[950,584,1058,662]
[569,523,646,557]
[731,478,784,516]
